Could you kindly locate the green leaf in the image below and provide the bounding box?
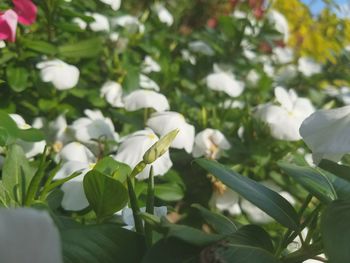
[17,128,45,142]
[6,67,29,92]
[154,183,184,201]
[93,157,131,182]
[278,162,337,203]
[196,159,299,230]
[319,159,350,182]
[21,39,57,55]
[61,224,145,263]
[2,144,36,204]
[59,38,102,58]
[321,199,350,263]
[192,204,237,235]
[205,225,280,263]
[83,170,128,220]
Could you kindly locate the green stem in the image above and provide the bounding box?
[127,176,144,234]
[145,166,154,248]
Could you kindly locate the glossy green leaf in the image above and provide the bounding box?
[319,159,350,182]
[2,144,36,204]
[83,170,128,220]
[321,199,350,263]
[196,159,299,230]
[62,224,145,263]
[154,183,184,201]
[93,157,131,182]
[6,67,28,92]
[279,162,337,203]
[192,204,237,235]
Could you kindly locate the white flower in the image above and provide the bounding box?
[55,142,96,211]
[37,59,79,90]
[146,111,195,153]
[142,56,161,74]
[267,10,289,42]
[255,87,314,141]
[48,115,72,148]
[99,0,121,10]
[87,13,110,32]
[0,41,6,48]
[71,109,119,143]
[153,4,173,26]
[325,86,350,105]
[114,129,172,180]
[188,41,214,56]
[73,17,87,30]
[300,105,350,163]
[206,65,245,97]
[246,69,260,86]
[124,90,169,112]
[139,74,160,91]
[0,208,62,263]
[219,100,245,109]
[181,49,196,65]
[274,65,297,84]
[112,15,144,34]
[192,129,231,159]
[298,57,322,77]
[209,188,241,216]
[100,81,124,107]
[10,114,46,158]
[109,32,119,41]
[273,47,294,64]
[121,206,167,230]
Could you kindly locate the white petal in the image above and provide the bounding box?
[188,41,214,56]
[55,161,90,180]
[88,13,110,32]
[60,174,89,211]
[0,208,62,263]
[124,90,169,112]
[274,86,293,112]
[209,188,241,216]
[100,81,124,107]
[58,142,95,163]
[206,71,245,97]
[139,74,160,91]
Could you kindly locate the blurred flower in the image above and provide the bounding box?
[181,49,196,65]
[0,208,62,263]
[139,74,160,91]
[206,65,245,97]
[48,115,73,152]
[192,128,231,159]
[142,56,161,74]
[72,17,87,30]
[13,0,37,25]
[71,109,118,143]
[210,188,241,216]
[112,15,144,34]
[114,129,172,180]
[255,87,314,141]
[121,206,167,230]
[10,114,46,158]
[55,142,96,211]
[246,69,260,86]
[274,65,297,84]
[0,40,5,48]
[273,47,294,64]
[124,89,169,112]
[36,59,79,90]
[188,41,214,56]
[153,3,173,26]
[100,81,124,107]
[87,13,110,32]
[300,105,350,163]
[99,0,121,11]
[297,57,322,77]
[147,111,195,153]
[267,10,289,42]
[325,86,350,105]
[0,10,18,42]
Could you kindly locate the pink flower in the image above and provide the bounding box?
[0,10,18,42]
[13,0,37,26]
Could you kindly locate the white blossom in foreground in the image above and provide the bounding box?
[112,15,144,34]
[37,59,79,90]
[147,111,195,153]
[87,13,110,32]
[55,142,96,211]
[73,17,87,30]
[114,129,172,180]
[153,3,173,26]
[71,109,118,143]
[298,57,322,77]
[267,10,289,42]
[142,56,161,74]
[209,188,241,216]
[0,208,62,263]
[255,87,314,141]
[300,105,350,163]
[99,0,121,10]
[10,114,46,158]
[192,129,231,159]
[124,90,169,112]
[100,81,124,107]
[122,206,167,230]
[139,74,160,91]
[206,65,245,97]
[189,41,214,56]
